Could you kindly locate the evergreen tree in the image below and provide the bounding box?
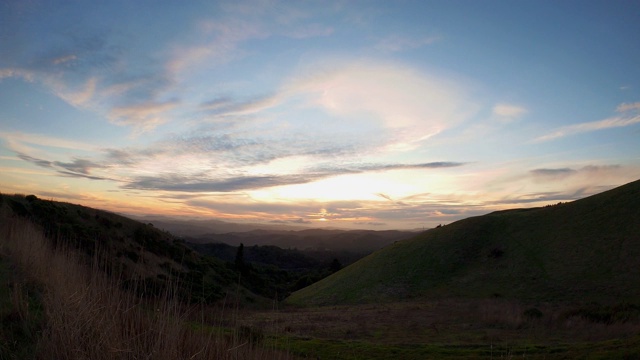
[235,243,245,272]
[329,258,342,273]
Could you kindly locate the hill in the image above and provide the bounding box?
[0,193,267,304]
[0,193,368,302]
[135,216,309,236]
[287,179,640,306]
[188,228,415,254]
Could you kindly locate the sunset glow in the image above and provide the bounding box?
[1,1,639,229]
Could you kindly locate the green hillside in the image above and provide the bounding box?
[287,179,640,306]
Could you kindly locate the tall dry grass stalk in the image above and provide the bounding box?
[0,217,291,360]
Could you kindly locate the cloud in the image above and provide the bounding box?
[53,158,105,175]
[108,100,179,132]
[530,165,622,181]
[287,24,333,39]
[285,60,473,150]
[18,153,53,168]
[0,68,35,82]
[374,35,440,52]
[167,19,265,77]
[535,115,640,142]
[199,94,282,117]
[52,76,98,108]
[17,153,113,181]
[616,102,640,112]
[489,191,584,205]
[119,154,466,193]
[124,174,313,192]
[291,217,312,224]
[530,168,577,179]
[359,162,466,171]
[353,221,387,226]
[52,54,78,65]
[535,102,640,142]
[492,103,527,120]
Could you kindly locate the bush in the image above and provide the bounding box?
[523,307,543,319]
[236,325,264,344]
[564,303,640,324]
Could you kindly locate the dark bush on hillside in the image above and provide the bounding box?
[8,199,29,217]
[523,307,543,319]
[329,258,342,273]
[489,248,504,259]
[124,250,140,263]
[236,325,264,344]
[77,209,91,220]
[134,224,161,245]
[564,303,640,324]
[25,194,38,202]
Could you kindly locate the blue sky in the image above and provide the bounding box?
[1,0,639,229]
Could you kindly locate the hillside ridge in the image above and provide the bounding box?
[287,179,640,305]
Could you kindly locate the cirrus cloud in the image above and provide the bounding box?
[534,101,640,142]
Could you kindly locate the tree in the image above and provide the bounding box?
[329,258,342,273]
[235,243,245,272]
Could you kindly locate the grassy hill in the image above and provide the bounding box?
[287,179,640,306]
[0,193,260,304]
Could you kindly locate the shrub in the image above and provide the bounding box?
[523,307,543,319]
[236,325,264,344]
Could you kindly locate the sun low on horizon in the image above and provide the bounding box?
[1,0,639,230]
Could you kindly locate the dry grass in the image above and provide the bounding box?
[0,217,292,360]
[242,298,640,347]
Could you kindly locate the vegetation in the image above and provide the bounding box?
[2,178,640,359]
[288,179,640,306]
[190,241,350,299]
[0,216,292,359]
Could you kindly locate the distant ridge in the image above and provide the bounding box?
[287,179,640,306]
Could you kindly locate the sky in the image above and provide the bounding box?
[1,0,639,230]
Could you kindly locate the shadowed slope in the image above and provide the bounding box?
[287,179,640,306]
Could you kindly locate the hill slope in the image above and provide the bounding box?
[287,179,640,306]
[0,193,250,303]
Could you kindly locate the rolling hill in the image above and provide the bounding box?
[187,228,415,254]
[287,179,640,306]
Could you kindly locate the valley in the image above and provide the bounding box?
[1,179,640,359]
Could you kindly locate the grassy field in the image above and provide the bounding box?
[238,300,640,359]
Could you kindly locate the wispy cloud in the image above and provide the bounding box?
[0,131,98,152]
[0,68,35,82]
[199,94,282,117]
[530,167,577,179]
[122,161,467,193]
[52,76,98,108]
[530,165,621,181]
[108,100,179,132]
[535,102,640,142]
[17,153,113,181]
[374,35,440,52]
[167,19,265,77]
[616,102,640,112]
[284,60,474,150]
[492,103,527,121]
